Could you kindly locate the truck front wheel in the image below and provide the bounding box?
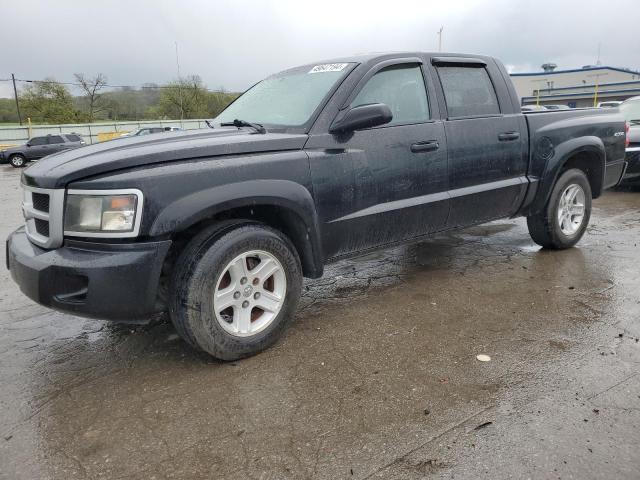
[9,154,27,168]
[169,223,302,360]
[527,168,592,249]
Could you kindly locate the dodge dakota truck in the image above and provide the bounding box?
[6,52,629,360]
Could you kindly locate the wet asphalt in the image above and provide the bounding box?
[1,164,639,480]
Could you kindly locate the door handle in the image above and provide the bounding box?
[498,131,520,141]
[411,140,439,153]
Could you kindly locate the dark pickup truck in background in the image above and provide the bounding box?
[619,96,640,183]
[6,52,628,360]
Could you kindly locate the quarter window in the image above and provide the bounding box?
[352,65,430,125]
[437,66,500,117]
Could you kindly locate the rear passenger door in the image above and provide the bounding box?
[431,58,528,227]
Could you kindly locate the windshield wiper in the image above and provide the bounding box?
[220,119,266,134]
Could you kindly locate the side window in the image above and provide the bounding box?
[29,137,47,146]
[48,135,64,144]
[351,65,430,125]
[436,66,500,118]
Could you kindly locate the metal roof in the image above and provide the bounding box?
[511,66,640,77]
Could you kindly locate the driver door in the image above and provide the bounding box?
[307,62,448,259]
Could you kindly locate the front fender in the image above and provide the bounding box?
[149,179,324,275]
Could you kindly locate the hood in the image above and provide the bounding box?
[23,128,308,189]
[2,144,25,155]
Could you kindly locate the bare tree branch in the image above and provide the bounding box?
[74,73,108,122]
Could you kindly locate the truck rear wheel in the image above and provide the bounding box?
[527,168,592,249]
[169,223,302,360]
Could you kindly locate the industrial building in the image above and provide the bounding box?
[511,64,640,108]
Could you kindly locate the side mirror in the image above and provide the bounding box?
[330,103,393,134]
[25,142,31,147]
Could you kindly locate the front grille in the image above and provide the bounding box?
[32,192,50,213]
[21,185,64,249]
[34,218,50,237]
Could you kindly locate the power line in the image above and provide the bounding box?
[0,76,232,93]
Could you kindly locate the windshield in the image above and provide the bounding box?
[620,100,640,123]
[215,63,353,128]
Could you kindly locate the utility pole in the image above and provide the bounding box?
[175,41,185,126]
[11,74,22,126]
[588,72,608,107]
[437,26,444,52]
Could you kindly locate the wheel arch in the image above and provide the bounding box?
[151,180,324,279]
[528,136,605,215]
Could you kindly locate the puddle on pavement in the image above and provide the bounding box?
[2,176,639,479]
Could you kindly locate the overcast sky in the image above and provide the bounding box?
[1,0,639,98]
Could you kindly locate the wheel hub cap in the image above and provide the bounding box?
[213,250,287,337]
[557,184,586,236]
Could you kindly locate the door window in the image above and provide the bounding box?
[436,66,500,117]
[29,137,47,146]
[352,65,430,125]
[48,135,65,144]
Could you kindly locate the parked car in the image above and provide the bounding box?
[598,101,622,108]
[7,52,628,360]
[521,104,548,112]
[544,104,571,110]
[619,96,640,183]
[120,127,182,137]
[1,134,85,168]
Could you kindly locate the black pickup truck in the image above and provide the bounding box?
[6,52,628,360]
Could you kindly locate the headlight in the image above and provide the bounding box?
[64,189,143,237]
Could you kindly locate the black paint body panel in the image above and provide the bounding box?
[10,51,628,321]
[7,228,170,320]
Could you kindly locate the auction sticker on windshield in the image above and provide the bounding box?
[309,63,349,73]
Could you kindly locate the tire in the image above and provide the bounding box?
[169,223,302,360]
[9,154,27,168]
[527,168,592,249]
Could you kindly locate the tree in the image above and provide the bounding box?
[154,75,211,119]
[152,76,239,119]
[20,79,79,124]
[207,91,239,118]
[74,73,108,122]
[0,98,21,123]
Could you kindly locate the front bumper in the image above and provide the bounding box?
[6,227,171,321]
